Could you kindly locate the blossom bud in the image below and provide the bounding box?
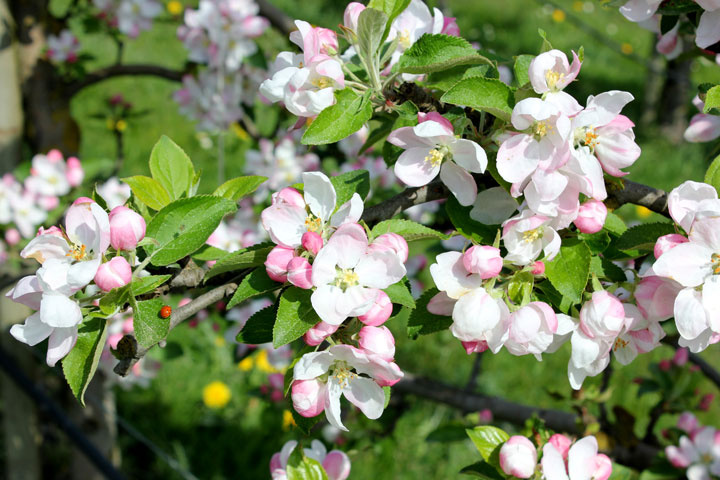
[653,233,688,259]
[357,290,392,326]
[677,412,698,434]
[40,196,59,210]
[37,225,63,237]
[593,454,612,480]
[73,196,94,206]
[287,256,313,289]
[46,149,64,163]
[323,451,351,480]
[462,340,489,354]
[343,2,365,31]
[478,409,493,423]
[272,187,304,208]
[94,257,132,292]
[358,326,395,362]
[673,348,689,366]
[369,233,409,263]
[462,245,502,278]
[265,246,295,282]
[666,445,692,468]
[579,291,625,338]
[301,231,323,255]
[291,379,326,417]
[109,206,146,250]
[530,261,545,275]
[304,321,339,346]
[65,157,84,187]
[574,200,607,234]
[635,276,680,321]
[659,359,671,371]
[699,393,714,411]
[5,228,20,246]
[441,16,460,36]
[499,436,537,479]
[548,434,572,459]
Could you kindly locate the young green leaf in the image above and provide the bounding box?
[367,0,410,41]
[205,243,274,280]
[544,238,591,304]
[302,89,374,145]
[466,426,510,462]
[122,175,171,211]
[397,34,492,74]
[236,304,276,344]
[371,219,451,241]
[132,297,168,348]
[330,169,371,206]
[273,287,321,348]
[62,317,108,406]
[149,135,196,200]
[513,54,535,86]
[614,223,676,252]
[227,268,280,309]
[356,8,388,74]
[144,195,237,266]
[704,85,720,115]
[407,288,452,339]
[704,153,720,194]
[213,175,267,201]
[441,77,515,122]
[384,280,416,308]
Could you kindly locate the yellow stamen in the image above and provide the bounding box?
[66,244,87,261]
[545,70,564,90]
[533,121,553,139]
[425,148,445,167]
[311,77,332,89]
[304,215,323,233]
[613,337,628,351]
[398,30,412,49]
[584,129,599,149]
[334,268,359,289]
[522,228,543,243]
[333,364,358,389]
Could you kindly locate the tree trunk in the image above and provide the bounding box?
[0,0,24,172]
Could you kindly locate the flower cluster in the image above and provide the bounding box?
[173,70,246,131]
[665,412,720,479]
[46,30,80,65]
[270,440,350,480]
[7,197,145,366]
[93,0,162,38]
[245,136,320,199]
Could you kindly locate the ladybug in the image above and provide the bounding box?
[160,305,172,319]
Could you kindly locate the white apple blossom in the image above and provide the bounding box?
[665,427,720,480]
[292,345,403,431]
[387,112,487,206]
[542,436,612,480]
[96,177,132,210]
[696,1,720,49]
[310,223,406,325]
[245,136,320,199]
[504,301,559,358]
[24,150,71,198]
[618,0,662,22]
[501,210,561,266]
[174,71,245,131]
[46,30,80,64]
[528,49,582,115]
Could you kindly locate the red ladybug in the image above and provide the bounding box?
[160,305,172,319]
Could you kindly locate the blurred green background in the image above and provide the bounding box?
[42,0,720,478]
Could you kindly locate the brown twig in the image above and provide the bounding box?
[361,180,449,224]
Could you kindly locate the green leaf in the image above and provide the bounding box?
[236,304,276,344]
[397,34,492,74]
[507,271,534,305]
[513,54,534,86]
[466,426,509,462]
[426,64,498,92]
[131,274,172,296]
[149,135,195,200]
[407,288,452,339]
[704,85,720,116]
[614,223,676,252]
[273,288,321,348]
[608,462,640,480]
[287,456,329,480]
[144,196,237,266]
[98,274,171,315]
[441,77,515,122]
[357,7,388,70]
[132,298,168,348]
[213,175,267,201]
[604,212,627,236]
[302,89,374,145]
[205,243,274,280]
[545,238,591,304]
[657,0,703,14]
[122,175,171,211]
[384,280,416,308]
[371,219,450,242]
[459,461,505,479]
[579,231,611,254]
[367,0,409,42]
[62,317,108,406]
[446,196,498,244]
[227,268,280,309]
[590,256,627,283]
[191,245,230,261]
[704,153,720,194]
[330,169,371,206]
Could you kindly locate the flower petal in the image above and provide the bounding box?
[343,376,385,420]
[303,172,337,221]
[9,312,53,346]
[440,161,477,206]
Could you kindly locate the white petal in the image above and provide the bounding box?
[330,193,364,227]
[40,294,83,328]
[451,139,487,173]
[303,172,337,221]
[653,243,713,288]
[293,351,333,380]
[344,376,385,420]
[311,285,347,325]
[440,161,477,206]
[674,287,710,341]
[541,444,570,480]
[568,437,598,480]
[393,147,441,187]
[9,313,53,346]
[324,377,348,431]
[46,327,78,367]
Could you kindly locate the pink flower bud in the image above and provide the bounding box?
[666,445,692,468]
[65,157,84,187]
[303,321,339,346]
[462,340,489,354]
[659,359,671,371]
[548,434,572,459]
[323,451,351,480]
[653,233,688,259]
[46,149,64,163]
[287,256,313,289]
[499,436,537,479]
[574,200,607,234]
[94,257,132,292]
[272,187,304,208]
[358,326,395,362]
[40,196,59,210]
[699,393,714,411]
[5,228,20,246]
[291,379,326,417]
[462,245,502,278]
[37,225,63,237]
[531,261,545,275]
[673,348,689,366]
[72,196,94,206]
[357,290,392,326]
[301,231,323,255]
[265,246,295,282]
[635,276,680,321]
[441,16,460,36]
[478,409,493,423]
[109,206,146,250]
[677,412,698,434]
[369,233,409,263]
[343,2,365,31]
[593,454,612,480]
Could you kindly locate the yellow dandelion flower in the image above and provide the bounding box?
[167,0,183,15]
[282,410,296,430]
[621,43,633,55]
[635,205,652,218]
[214,336,226,347]
[255,349,277,373]
[238,356,254,371]
[552,9,566,22]
[202,381,231,409]
[115,119,127,132]
[572,1,583,12]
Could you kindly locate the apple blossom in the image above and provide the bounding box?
[696,1,720,49]
[303,321,340,346]
[667,180,720,232]
[531,261,545,275]
[109,206,146,250]
[265,245,295,282]
[504,301,559,357]
[271,440,350,480]
[369,233,409,263]
[5,228,21,246]
[301,231,324,256]
[502,210,561,266]
[25,150,71,198]
[619,0,661,22]
[548,434,572,459]
[612,304,665,365]
[292,345,403,431]
[665,427,720,477]
[291,378,326,417]
[462,245,502,279]
[97,177,131,209]
[287,256,313,289]
[357,325,395,362]
[684,113,720,144]
[357,290,393,327]
[342,2,365,32]
[310,223,405,325]
[654,233,688,259]
[387,113,487,206]
[174,71,245,131]
[677,412,700,435]
[94,257,132,292]
[261,172,363,249]
[65,157,84,187]
[634,276,682,322]
[46,30,80,64]
[573,199,607,234]
[529,49,582,115]
[245,137,319,200]
[499,436,537,479]
[541,436,612,480]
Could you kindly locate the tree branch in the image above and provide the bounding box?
[68,65,185,97]
[256,0,295,36]
[113,282,237,376]
[361,180,449,224]
[606,179,669,218]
